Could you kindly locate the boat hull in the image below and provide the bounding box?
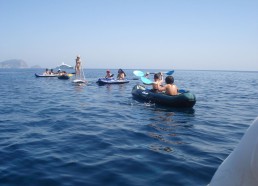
[132,85,196,108]
[73,79,87,84]
[58,75,70,80]
[35,73,58,77]
[97,78,130,85]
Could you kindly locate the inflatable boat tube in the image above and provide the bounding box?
[131,85,196,108]
[35,73,58,77]
[97,78,129,85]
[58,75,70,80]
[209,117,258,186]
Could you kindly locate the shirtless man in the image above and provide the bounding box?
[158,76,178,96]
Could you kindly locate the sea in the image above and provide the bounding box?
[0,68,257,186]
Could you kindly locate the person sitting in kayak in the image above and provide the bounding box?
[151,73,163,93]
[145,72,150,78]
[43,68,50,75]
[105,70,114,78]
[49,69,54,75]
[158,76,178,96]
[117,69,126,80]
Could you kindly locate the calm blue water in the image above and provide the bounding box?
[0,68,257,186]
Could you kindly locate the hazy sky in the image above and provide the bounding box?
[0,0,257,70]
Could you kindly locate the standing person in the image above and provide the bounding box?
[75,55,81,77]
[117,69,126,80]
[158,76,178,96]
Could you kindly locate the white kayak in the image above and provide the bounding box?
[209,117,258,186]
[72,79,87,84]
[35,73,58,77]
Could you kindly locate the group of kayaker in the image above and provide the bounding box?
[42,55,177,96]
[74,54,177,96]
[43,68,54,75]
[43,68,67,76]
[149,73,178,96]
[105,69,127,80]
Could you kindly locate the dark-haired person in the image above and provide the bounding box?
[158,76,178,96]
[117,69,126,80]
[43,68,50,75]
[151,73,163,93]
[50,69,54,75]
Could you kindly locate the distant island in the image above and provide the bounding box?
[0,59,28,68]
[31,65,41,68]
[0,59,41,68]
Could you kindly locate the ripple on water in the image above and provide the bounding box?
[0,69,258,186]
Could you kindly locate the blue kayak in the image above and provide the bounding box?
[58,75,70,80]
[96,78,130,85]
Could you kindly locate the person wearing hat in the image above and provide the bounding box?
[144,72,150,78]
[57,69,61,75]
[105,70,113,78]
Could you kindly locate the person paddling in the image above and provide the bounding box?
[151,73,163,92]
[105,70,113,78]
[158,76,178,96]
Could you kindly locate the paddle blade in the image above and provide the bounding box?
[150,70,174,75]
[165,70,174,75]
[140,77,153,85]
[133,70,145,77]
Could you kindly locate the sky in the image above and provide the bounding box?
[0,0,257,71]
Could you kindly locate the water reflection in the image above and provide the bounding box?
[106,84,112,92]
[71,80,89,93]
[118,84,127,92]
[96,83,129,93]
[153,104,195,114]
[146,106,195,154]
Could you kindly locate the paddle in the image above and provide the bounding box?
[133,70,174,77]
[133,70,145,77]
[140,77,153,85]
[150,70,174,75]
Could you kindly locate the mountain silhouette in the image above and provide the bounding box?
[0,59,28,68]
